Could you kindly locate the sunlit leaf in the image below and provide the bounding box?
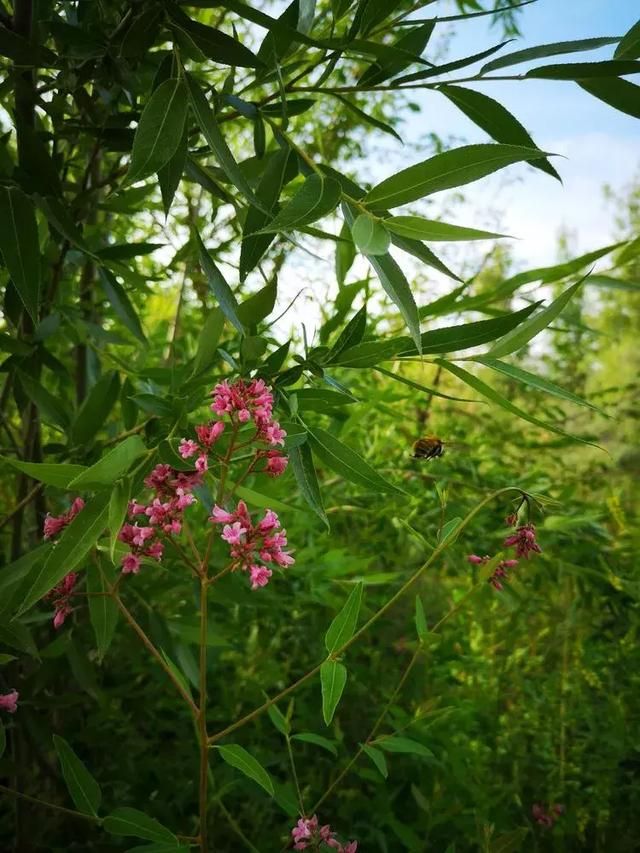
[325,582,364,653]
[216,744,275,796]
[53,735,102,816]
[320,660,347,725]
[0,186,41,321]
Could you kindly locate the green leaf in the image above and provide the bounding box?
[351,214,391,255]
[17,371,69,430]
[103,807,177,844]
[438,85,559,180]
[0,621,37,656]
[361,743,388,778]
[3,458,86,488]
[437,359,596,446]
[358,21,434,87]
[579,77,640,119]
[255,174,341,233]
[186,73,263,209]
[390,232,461,281]
[240,148,296,280]
[374,366,480,404]
[228,481,298,514]
[487,277,585,358]
[98,269,147,344]
[615,19,640,59]
[68,437,146,489]
[191,308,224,376]
[320,660,348,725]
[481,37,621,74]
[527,60,640,80]
[328,306,367,361]
[325,582,364,654]
[415,596,428,643]
[215,744,275,796]
[375,736,434,759]
[365,144,552,209]
[291,732,337,755]
[53,735,102,816]
[125,78,188,185]
[108,478,131,561]
[87,560,119,659]
[267,703,290,735]
[35,195,95,255]
[397,40,511,84]
[474,358,607,415]
[18,492,110,615]
[237,278,277,326]
[439,517,462,544]
[0,186,41,321]
[168,7,261,67]
[158,127,187,218]
[293,388,357,411]
[71,372,120,445]
[308,426,403,494]
[386,215,509,242]
[195,231,244,336]
[497,242,622,292]
[289,443,328,528]
[329,93,402,141]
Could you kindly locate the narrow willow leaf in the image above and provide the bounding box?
[498,242,622,291]
[396,40,511,84]
[87,560,119,658]
[362,743,388,778]
[99,268,147,343]
[267,703,289,735]
[17,371,69,430]
[325,582,364,653]
[365,144,550,209]
[255,174,341,233]
[167,7,261,67]
[439,85,559,180]
[475,358,607,415]
[358,21,434,87]
[615,19,640,59]
[0,545,50,620]
[195,231,244,336]
[293,388,356,411]
[237,278,277,326]
[439,517,462,544]
[329,337,411,368]
[291,732,337,755]
[390,232,461,281]
[158,126,187,218]
[103,807,177,843]
[289,443,328,528]
[0,621,37,656]
[327,306,367,361]
[329,93,402,141]
[19,492,110,615]
[321,660,347,725]
[343,200,421,351]
[374,366,480,404]
[386,215,508,242]
[230,482,297,514]
[191,308,224,376]
[375,736,434,758]
[54,735,102,817]
[336,221,356,286]
[308,426,403,494]
[216,744,275,796]
[186,73,262,209]
[415,596,429,642]
[579,77,640,119]
[35,195,95,255]
[487,277,585,358]
[351,214,390,255]
[3,459,85,490]
[69,437,146,489]
[71,372,120,445]
[0,186,41,321]
[108,478,132,561]
[125,78,188,185]
[526,60,640,80]
[240,148,296,280]
[481,37,621,74]
[437,360,596,446]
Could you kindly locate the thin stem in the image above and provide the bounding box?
[209,487,524,745]
[0,783,100,824]
[112,591,199,718]
[0,482,42,532]
[286,734,306,815]
[198,575,209,853]
[216,797,261,853]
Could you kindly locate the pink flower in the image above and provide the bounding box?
[503,523,542,559]
[195,453,208,473]
[196,421,225,446]
[43,497,85,539]
[342,843,358,853]
[221,522,247,545]
[144,464,172,490]
[264,450,288,476]
[178,438,199,459]
[210,378,275,428]
[0,690,19,714]
[261,420,286,446]
[249,565,272,589]
[467,554,489,565]
[146,541,164,561]
[210,504,235,524]
[258,510,279,532]
[292,816,317,845]
[53,605,72,629]
[122,553,141,574]
[132,526,154,547]
[128,500,147,516]
[175,488,196,510]
[47,572,78,629]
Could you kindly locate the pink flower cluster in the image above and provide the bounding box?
[178,420,226,473]
[119,464,200,574]
[291,816,357,852]
[210,502,294,589]
[43,497,84,539]
[211,378,286,446]
[0,690,19,714]
[467,515,542,591]
[46,572,78,629]
[532,802,564,828]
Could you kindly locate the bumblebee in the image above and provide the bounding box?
[412,435,445,460]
